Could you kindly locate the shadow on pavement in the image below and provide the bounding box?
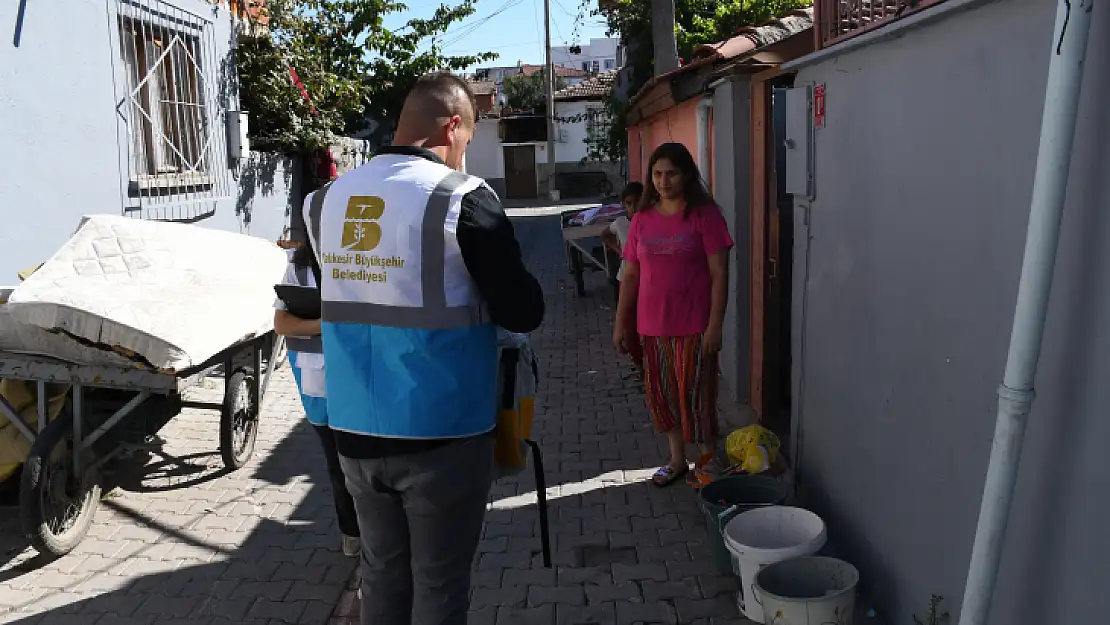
[0,414,357,625]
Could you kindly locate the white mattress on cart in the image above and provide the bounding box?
[3,215,288,372]
[0,287,138,368]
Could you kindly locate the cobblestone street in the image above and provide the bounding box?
[1,213,748,624]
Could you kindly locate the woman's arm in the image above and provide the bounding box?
[274,310,321,338]
[702,251,729,356]
[612,261,640,354]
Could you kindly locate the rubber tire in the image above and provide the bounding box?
[20,410,102,558]
[220,369,259,471]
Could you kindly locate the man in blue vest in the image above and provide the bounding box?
[303,72,544,625]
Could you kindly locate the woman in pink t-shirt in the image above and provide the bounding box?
[613,142,734,488]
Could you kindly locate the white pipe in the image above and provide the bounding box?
[697,98,713,182]
[957,3,1095,625]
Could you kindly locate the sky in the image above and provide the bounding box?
[381,0,613,72]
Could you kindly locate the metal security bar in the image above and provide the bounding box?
[585,107,610,159]
[816,0,948,48]
[114,0,232,222]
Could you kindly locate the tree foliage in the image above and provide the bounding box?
[237,0,498,152]
[501,71,567,112]
[580,0,810,163]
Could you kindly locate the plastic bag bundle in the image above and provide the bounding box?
[726,424,781,474]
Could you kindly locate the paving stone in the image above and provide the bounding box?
[616,601,679,625]
[675,596,742,622]
[556,601,616,625]
[471,584,527,610]
[642,578,702,602]
[527,585,586,607]
[666,560,719,580]
[133,595,198,618]
[80,592,147,616]
[467,606,498,625]
[496,605,555,625]
[249,598,306,622]
[92,615,156,625]
[583,582,642,604]
[285,581,343,603]
[193,597,256,621]
[502,567,557,587]
[637,543,691,564]
[612,562,669,584]
[231,580,294,602]
[556,566,611,585]
[698,574,741,598]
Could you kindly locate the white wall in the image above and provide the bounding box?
[468,119,504,181]
[789,2,1110,624]
[553,101,603,163]
[0,0,293,281]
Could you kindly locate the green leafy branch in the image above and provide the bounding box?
[237,0,498,153]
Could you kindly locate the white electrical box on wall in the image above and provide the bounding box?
[226,111,250,160]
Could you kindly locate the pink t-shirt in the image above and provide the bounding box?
[623,204,734,337]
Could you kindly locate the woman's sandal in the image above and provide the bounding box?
[651,464,689,487]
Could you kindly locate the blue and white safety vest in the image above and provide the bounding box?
[276,249,329,426]
[303,153,498,439]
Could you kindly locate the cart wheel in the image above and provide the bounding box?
[220,368,259,470]
[20,409,101,557]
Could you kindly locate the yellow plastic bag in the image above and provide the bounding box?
[726,424,781,474]
[494,333,538,478]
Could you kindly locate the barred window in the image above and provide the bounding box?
[585,107,609,157]
[114,0,232,221]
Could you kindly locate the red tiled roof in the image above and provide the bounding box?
[691,8,814,61]
[554,69,618,101]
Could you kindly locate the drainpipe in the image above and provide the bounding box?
[957,3,1094,625]
[696,98,713,182]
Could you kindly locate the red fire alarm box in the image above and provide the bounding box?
[814,84,826,128]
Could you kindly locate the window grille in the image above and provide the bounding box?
[113,0,233,222]
[585,107,609,158]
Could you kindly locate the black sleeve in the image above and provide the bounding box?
[456,185,545,333]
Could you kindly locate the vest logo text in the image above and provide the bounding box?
[342,196,386,251]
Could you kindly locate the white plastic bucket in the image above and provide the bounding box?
[723,506,827,623]
[754,556,859,625]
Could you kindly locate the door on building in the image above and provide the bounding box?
[750,72,796,440]
[503,145,538,199]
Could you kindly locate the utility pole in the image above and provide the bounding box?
[650,0,678,75]
[543,0,557,200]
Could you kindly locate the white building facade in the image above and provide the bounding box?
[551,38,620,73]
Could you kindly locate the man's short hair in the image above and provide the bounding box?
[405,72,478,127]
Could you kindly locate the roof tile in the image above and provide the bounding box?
[554,69,619,101]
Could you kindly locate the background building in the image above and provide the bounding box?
[551,37,621,73]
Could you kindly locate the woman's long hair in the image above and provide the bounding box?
[637,142,715,218]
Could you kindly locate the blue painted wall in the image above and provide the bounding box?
[0,0,298,283]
